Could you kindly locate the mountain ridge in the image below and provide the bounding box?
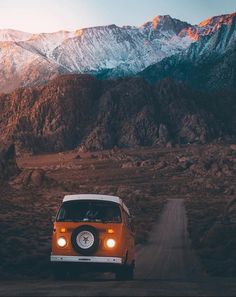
[0,12,235,93]
[1,12,235,41]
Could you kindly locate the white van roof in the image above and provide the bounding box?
[63,194,130,215]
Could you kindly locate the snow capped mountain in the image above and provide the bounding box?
[52,24,182,75]
[140,14,236,90]
[0,12,235,93]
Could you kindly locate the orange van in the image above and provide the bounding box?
[51,194,135,280]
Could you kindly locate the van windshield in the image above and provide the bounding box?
[57,200,122,223]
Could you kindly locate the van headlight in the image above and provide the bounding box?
[106,239,116,249]
[57,237,67,248]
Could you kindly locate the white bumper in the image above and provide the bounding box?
[51,255,123,264]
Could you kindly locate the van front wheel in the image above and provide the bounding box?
[53,268,67,281]
[115,265,134,281]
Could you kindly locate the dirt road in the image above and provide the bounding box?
[135,199,202,280]
[0,199,235,296]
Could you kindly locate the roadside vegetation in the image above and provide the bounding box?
[184,144,236,276]
[186,194,236,276]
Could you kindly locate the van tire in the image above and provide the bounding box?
[115,265,134,281]
[71,225,99,255]
[53,268,67,281]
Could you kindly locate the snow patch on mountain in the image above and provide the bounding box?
[0,12,235,93]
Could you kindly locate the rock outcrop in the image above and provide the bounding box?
[81,78,160,150]
[0,143,19,180]
[0,75,100,153]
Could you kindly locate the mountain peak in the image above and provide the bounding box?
[199,12,236,28]
[0,29,32,42]
[152,15,172,29]
[142,15,192,35]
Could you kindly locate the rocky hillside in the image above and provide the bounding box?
[0,75,100,152]
[0,13,235,93]
[0,74,231,153]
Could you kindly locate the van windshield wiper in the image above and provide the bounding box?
[57,219,85,222]
[57,218,117,223]
[59,218,105,223]
[83,218,105,223]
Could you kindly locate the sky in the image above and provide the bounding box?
[0,0,235,33]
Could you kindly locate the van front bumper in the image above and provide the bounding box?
[51,255,123,265]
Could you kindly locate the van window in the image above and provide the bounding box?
[57,200,122,223]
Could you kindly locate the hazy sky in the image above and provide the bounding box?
[0,0,235,33]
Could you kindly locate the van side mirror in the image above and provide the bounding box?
[51,215,56,223]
